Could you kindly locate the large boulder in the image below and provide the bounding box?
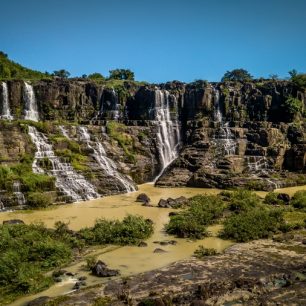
[158,196,188,208]
[91,260,119,277]
[136,193,151,205]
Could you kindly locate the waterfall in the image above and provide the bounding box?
[28,126,99,202]
[24,82,39,122]
[1,82,13,120]
[59,125,71,139]
[214,89,236,155]
[154,89,180,174]
[244,156,268,172]
[12,181,26,206]
[78,126,136,192]
[244,156,280,189]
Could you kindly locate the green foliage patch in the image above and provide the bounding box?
[165,195,225,238]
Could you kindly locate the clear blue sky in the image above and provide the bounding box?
[1,0,305,83]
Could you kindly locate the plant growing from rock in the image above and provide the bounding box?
[193,245,218,258]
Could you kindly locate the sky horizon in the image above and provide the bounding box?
[1,0,305,83]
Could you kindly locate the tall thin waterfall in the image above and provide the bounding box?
[24,82,39,122]
[78,126,136,192]
[155,90,180,173]
[28,126,99,202]
[1,82,13,120]
[214,89,236,155]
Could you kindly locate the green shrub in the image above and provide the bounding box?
[165,214,208,239]
[80,215,154,245]
[220,209,284,242]
[291,73,306,89]
[188,195,225,224]
[291,190,306,210]
[0,223,72,303]
[228,189,261,212]
[165,195,225,239]
[193,245,218,258]
[264,192,283,205]
[282,96,303,120]
[27,192,53,208]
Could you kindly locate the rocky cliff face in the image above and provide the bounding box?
[0,79,305,207]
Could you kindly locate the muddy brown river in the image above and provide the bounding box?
[1,183,305,306]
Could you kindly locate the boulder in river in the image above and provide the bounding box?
[3,219,25,225]
[136,193,151,204]
[153,248,167,253]
[158,196,188,208]
[91,260,119,277]
[138,241,148,247]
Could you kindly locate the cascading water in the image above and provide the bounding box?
[59,125,71,139]
[213,89,236,155]
[154,89,180,175]
[78,126,136,192]
[244,156,280,189]
[12,181,26,206]
[24,82,39,122]
[28,126,99,202]
[1,82,13,120]
[244,156,268,172]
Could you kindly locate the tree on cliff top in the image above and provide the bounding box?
[88,72,105,80]
[221,69,253,82]
[109,69,134,80]
[52,69,70,78]
[289,69,306,89]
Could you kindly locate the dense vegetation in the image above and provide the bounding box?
[0,215,154,304]
[166,189,306,242]
[0,52,49,80]
[165,195,225,238]
[79,215,154,245]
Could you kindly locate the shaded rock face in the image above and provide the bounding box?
[0,79,305,198]
[91,260,119,277]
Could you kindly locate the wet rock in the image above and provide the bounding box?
[27,296,50,306]
[169,211,179,217]
[136,193,151,204]
[160,241,168,246]
[73,282,81,290]
[153,248,167,253]
[158,196,188,208]
[52,269,67,278]
[78,276,87,281]
[302,239,306,245]
[138,241,148,247]
[3,219,25,225]
[91,260,119,277]
[54,277,62,283]
[277,193,290,203]
[65,272,76,277]
[158,199,169,208]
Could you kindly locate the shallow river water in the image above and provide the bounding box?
[1,183,305,305]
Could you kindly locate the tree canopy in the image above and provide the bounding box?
[221,69,253,82]
[109,69,134,80]
[52,69,70,78]
[88,72,105,80]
